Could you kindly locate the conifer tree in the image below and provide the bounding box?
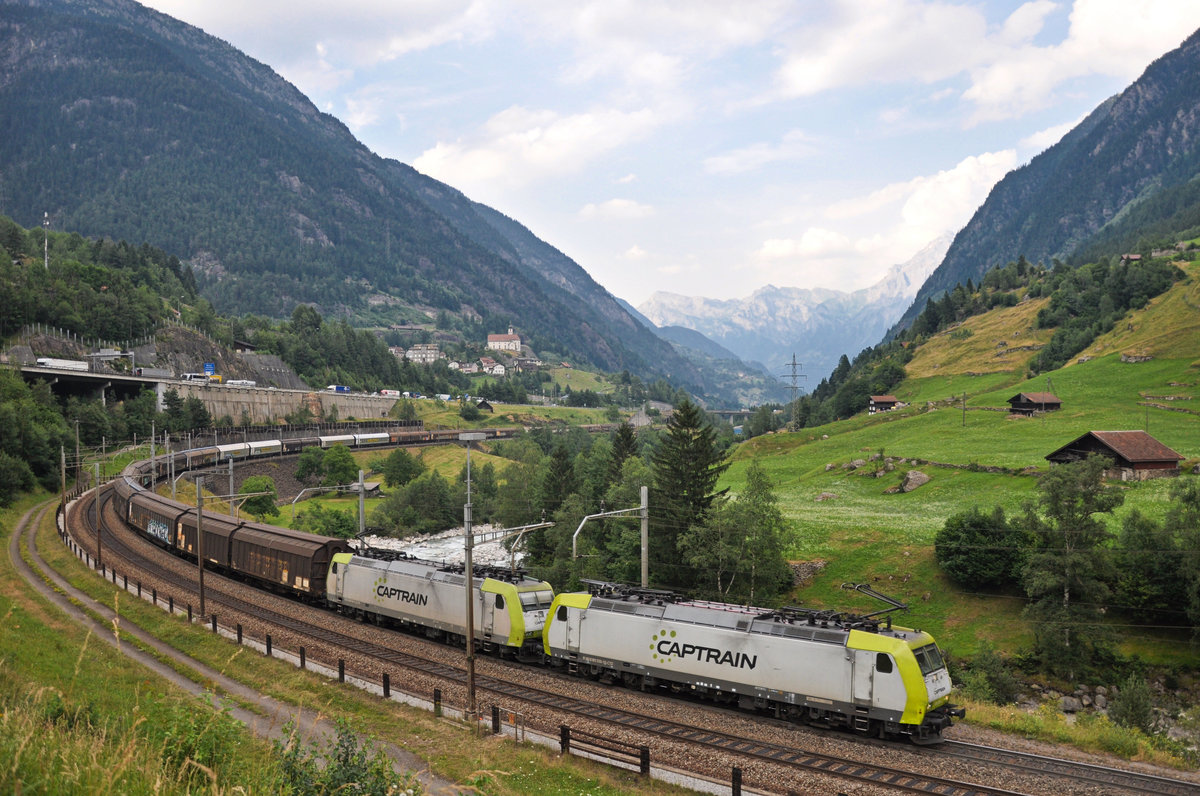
[650,399,729,588]
[606,422,638,487]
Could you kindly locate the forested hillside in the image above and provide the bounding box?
[743,246,1192,435]
[895,26,1200,332]
[0,0,725,399]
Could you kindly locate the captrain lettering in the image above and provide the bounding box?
[375,585,429,606]
[657,640,757,670]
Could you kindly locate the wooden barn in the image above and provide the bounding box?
[869,395,899,414]
[1045,430,1183,481]
[1007,392,1061,415]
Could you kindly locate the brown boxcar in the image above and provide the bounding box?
[176,509,240,568]
[230,522,350,598]
[128,491,188,548]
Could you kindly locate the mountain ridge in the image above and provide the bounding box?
[639,234,949,381]
[893,26,1200,332]
[0,0,742,399]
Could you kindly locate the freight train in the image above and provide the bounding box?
[110,444,961,743]
[112,471,556,657]
[132,425,521,485]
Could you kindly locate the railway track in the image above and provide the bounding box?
[932,740,1200,795]
[73,486,1200,796]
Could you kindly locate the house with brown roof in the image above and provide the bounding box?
[869,395,899,414]
[1045,430,1183,481]
[1007,392,1061,415]
[487,326,522,352]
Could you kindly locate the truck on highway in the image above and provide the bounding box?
[36,357,89,371]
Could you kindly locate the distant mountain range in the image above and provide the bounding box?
[894,26,1200,332]
[637,235,949,383]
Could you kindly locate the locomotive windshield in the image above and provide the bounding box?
[913,644,946,676]
[519,590,554,610]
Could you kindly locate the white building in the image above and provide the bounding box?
[405,343,443,364]
[487,326,521,352]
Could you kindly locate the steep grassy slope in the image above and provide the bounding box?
[723,265,1200,664]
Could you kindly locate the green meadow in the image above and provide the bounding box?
[722,344,1198,664]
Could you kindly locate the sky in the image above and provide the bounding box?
[141,0,1200,307]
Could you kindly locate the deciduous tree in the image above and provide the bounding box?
[935,506,1022,589]
[239,475,279,521]
[381,448,425,488]
[1020,455,1121,679]
[322,444,358,488]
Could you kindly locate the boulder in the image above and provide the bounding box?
[1060,696,1082,713]
[896,470,930,493]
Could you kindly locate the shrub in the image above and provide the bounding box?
[274,717,421,796]
[1108,676,1161,735]
[935,506,1022,588]
[957,644,1022,705]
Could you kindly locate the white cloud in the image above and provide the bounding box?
[965,0,1200,122]
[897,150,1017,238]
[703,129,815,175]
[623,245,648,259]
[580,199,655,219]
[765,0,1200,124]
[616,173,637,184]
[759,228,853,260]
[772,0,990,97]
[752,148,1017,289]
[534,0,786,91]
[412,105,660,191]
[1020,118,1081,152]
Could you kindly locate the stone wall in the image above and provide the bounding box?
[165,382,396,425]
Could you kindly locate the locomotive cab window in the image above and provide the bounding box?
[876,653,893,674]
[494,595,505,609]
[913,644,945,676]
[331,562,338,573]
[557,606,567,621]
[520,590,555,609]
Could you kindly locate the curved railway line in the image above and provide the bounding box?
[60,484,1200,796]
